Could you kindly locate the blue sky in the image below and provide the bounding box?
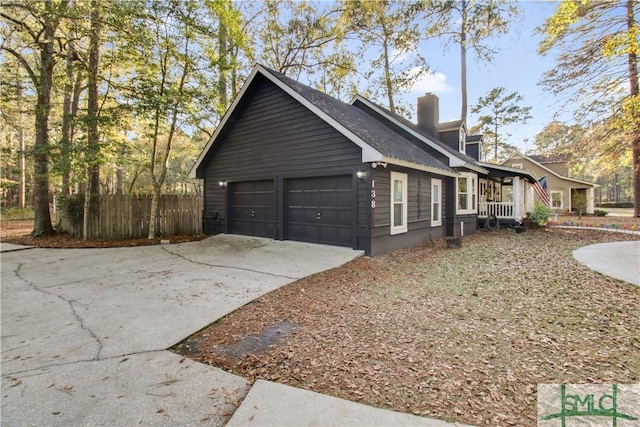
[398,1,567,153]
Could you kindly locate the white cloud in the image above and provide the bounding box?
[410,69,454,94]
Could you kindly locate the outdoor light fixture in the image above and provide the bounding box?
[218,181,227,187]
[356,171,366,179]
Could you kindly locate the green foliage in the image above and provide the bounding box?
[594,209,608,217]
[572,191,587,216]
[471,87,532,163]
[0,207,34,220]
[340,0,427,115]
[56,195,84,227]
[538,0,639,216]
[527,203,552,226]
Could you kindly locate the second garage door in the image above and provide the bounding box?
[287,175,353,247]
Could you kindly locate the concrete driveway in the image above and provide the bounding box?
[1,235,362,426]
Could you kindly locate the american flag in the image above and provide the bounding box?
[533,176,550,206]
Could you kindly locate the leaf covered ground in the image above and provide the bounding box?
[173,228,640,427]
[0,220,206,247]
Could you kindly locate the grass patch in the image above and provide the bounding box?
[0,207,35,220]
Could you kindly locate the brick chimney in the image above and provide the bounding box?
[417,93,439,138]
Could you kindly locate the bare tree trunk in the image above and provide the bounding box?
[148,28,190,239]
[494,121,499,163]
[627,0,640,217]
[218,20,228,113]
[115,166,124,195]
[83,177,90,240]
[17,79,26,209]
[382,35,395,114]
[460,0,468,124]
[61,39,74,196]
[87,0,101,209]
[31,22,56,237]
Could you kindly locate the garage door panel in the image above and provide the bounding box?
[337,192,351,207]
[286,175,353,247]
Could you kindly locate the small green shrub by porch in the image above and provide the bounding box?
[594,209,608,217]
[527,203,551,225]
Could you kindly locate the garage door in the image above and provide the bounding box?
[287,175,353,247]
[229,180,276,238]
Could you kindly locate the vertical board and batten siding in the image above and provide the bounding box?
[57,195,202,239]
[369,166,446,256]
[201,76,367,249]
[465,143,481,162]
[438,129,459,152]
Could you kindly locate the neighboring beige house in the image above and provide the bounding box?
[502,152,598,214]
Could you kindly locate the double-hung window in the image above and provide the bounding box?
[551,190,563,209]
[457,172,477,215]
[431,178,442,227]
[390,172,408,234]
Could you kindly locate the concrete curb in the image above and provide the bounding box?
[227,380,473,427]
[0,243,35,253]
[550,225,640,236]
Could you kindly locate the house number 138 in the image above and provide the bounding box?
[371,180,376,208]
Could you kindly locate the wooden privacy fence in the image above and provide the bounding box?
[56,194,203,239]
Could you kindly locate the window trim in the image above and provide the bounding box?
[551,190,563,209]
[390,172,408,235]
[431,178,442,227]
[456,172,477,215]
[511,163,523,169]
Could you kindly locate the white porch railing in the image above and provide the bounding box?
[478,201,523,219]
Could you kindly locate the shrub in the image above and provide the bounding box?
[594,209,608,217]
[527,203,552,226]
[56,195,84,227]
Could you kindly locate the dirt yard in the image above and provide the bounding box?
[173,228,640,427]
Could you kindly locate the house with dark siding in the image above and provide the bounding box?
[190,64,536,256]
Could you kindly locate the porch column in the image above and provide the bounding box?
[587,187,595,214]
[513,176,520,218]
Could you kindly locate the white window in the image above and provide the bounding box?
[431,178,442,227]
[459,127,466,153]
[390,172,408,234]
[512,163,523,169]
[457,172,477,215]
[551,190,563,209]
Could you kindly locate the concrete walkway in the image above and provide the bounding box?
[1,235,467,426]
[573,240,640,286]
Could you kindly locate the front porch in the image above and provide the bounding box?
[478,201,526,221]
[477,170,536,227]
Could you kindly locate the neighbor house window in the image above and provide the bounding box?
[459,127,466,153]
[551,190,563,209]
[431,178,442,227]
[457,172,477,215]
[512,163,523,169]
[390,172,408,234]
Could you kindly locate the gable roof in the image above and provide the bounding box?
[528,154,571,164]
[189,65,457,179]
[438,119,464,132]
[502,151,598,187]
[476,161,537,183]
[350,96,487,174]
